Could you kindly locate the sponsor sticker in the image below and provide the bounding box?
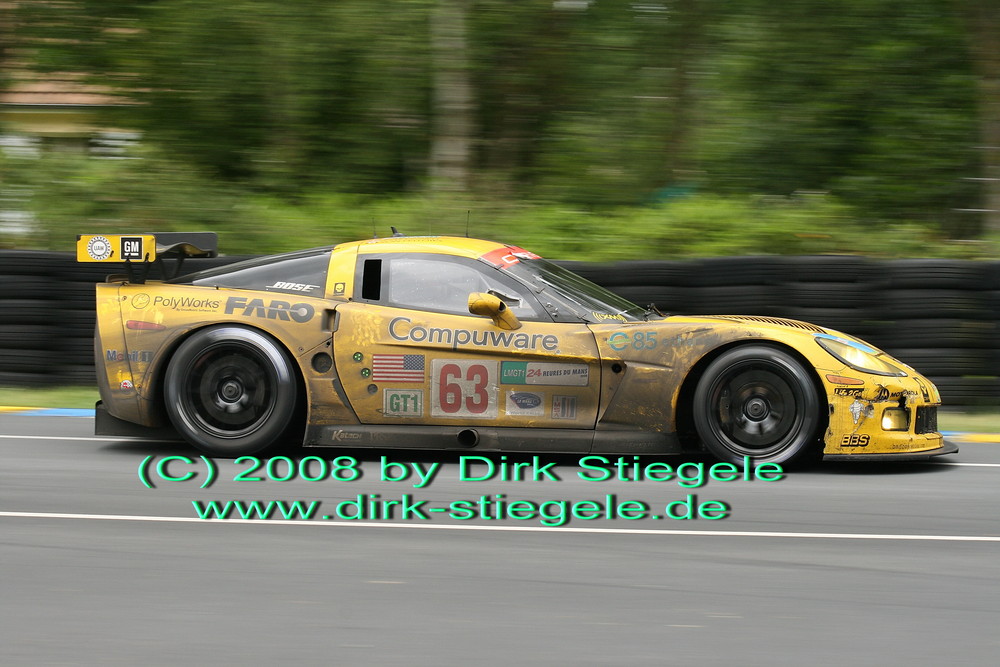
[372,354,425,383]
[505,391,544,417]
[131,293,150,309]
[383,389,423,417]
[224,296,313,321]
[106,349,153,363]
[155,295,221,313]
[501,361,589,386]
[389,317,558,352]
[87,236,113,261]
[120,236,144,261]
[552,395,577,420]
[266,282,320,293]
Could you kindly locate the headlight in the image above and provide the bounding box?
[815,334,907,377]
[882,407,910,431]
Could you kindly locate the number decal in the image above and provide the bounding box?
[431,359,498,418]
[439,363,464,414]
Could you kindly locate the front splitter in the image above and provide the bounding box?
[823,439,959,462]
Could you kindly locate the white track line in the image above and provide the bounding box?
[1,510,999,542]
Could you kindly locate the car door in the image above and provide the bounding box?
[331,252,601,430]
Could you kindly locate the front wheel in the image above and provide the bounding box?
[164,326,298,456]
[693,345,822,465]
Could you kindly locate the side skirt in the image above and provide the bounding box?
[305,424,681,454]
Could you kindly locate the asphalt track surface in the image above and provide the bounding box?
[2,414,999,666]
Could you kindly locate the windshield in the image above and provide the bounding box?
[502,258,648,323]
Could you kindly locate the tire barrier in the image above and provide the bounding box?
[1,251,997,406]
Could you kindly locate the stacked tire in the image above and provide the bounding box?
[684,256,788,317]
[777,255,876,338]
[580,259,697,315]
[0,251,72,386]
[866,260,1000,407]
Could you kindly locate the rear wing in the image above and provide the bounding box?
[76,232,218,282]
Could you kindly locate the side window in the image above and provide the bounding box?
[384,256,543,319]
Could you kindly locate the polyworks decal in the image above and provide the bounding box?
[501,361,589,386]
[389,317,558,352]
[131,293,150,309]
[224,296,314,322]
[505,391,544,417]
[154,295,221,313]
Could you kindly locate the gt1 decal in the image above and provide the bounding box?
[389,317,558,352]
[505,391,544,417]
[608,330,658,351]
[431,359,498,419]
[501,361,589,386]
[266,282,320,293]
[552,395,577,419]
[224,296,314,322]
[384,389,423,417]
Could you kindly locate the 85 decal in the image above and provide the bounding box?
[431,359,498,419]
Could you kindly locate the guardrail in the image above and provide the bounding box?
[2,251,998,405]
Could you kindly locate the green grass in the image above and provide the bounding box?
[939,411,1000,434]
[0,386,99,409]
[1,385,999,434]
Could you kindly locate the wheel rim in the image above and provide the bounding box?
[180,343,278,439]
[705,361,806,457]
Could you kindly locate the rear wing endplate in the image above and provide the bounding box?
[76,232,218,283]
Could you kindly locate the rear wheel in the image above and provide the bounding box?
[693,345,822,465]
[164,326,298,456]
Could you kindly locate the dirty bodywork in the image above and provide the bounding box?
[80,233,956,464]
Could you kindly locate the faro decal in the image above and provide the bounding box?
[389,317,558,351]
[225,296,315,323]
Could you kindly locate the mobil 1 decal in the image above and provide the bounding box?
[501,361,589,386]
[431,359,498,419]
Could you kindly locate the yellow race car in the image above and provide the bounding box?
[78,232,956,464]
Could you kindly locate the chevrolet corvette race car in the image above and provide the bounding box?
[77,232,957,464]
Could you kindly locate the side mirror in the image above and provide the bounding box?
[468,292,521,330]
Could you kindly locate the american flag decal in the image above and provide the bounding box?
[372,354,425,383]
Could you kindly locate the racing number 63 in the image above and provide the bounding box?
[431,359,498,419]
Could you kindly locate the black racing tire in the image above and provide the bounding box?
[693,345,822,465]
[164,326,298,456]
